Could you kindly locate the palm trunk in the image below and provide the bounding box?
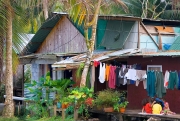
[0,37,4,83]
[43,0,48,19]
[80,0,101,87]
[2,2,14,117]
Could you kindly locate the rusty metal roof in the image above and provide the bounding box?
[52,50,112,67]
[52,49,138,68]
[120,50,180,57]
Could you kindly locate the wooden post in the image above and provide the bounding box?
[119,113,123,121]
[22,65,24,97]
[18,102,20,115]
[91,65,95,88]
[62,109,66,120]
[53,104,56,116]
[74,108,78,121]
[140,22,159,48]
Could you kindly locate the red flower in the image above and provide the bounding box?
[85,97,93,106]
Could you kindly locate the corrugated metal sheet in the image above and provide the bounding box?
[52,49,139,68]
[121,50,180,57]
[52,50,113,68]
[169,36,180,50]
[94,49,137,61]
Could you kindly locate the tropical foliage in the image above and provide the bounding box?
[94,89,120,108]
[25,71,74,118]
[121,0,169,19]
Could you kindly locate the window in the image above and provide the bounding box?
[147,65,162,71]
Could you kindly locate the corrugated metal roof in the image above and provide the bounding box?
[120,50,180,57]
[94,49,137,61]
[23,12,180,56]
[52,50,113,67]
[169,36,180,50]
[52,49,137,68]
[22,14,63,55]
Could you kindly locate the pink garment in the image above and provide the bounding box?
[109,66,116,89]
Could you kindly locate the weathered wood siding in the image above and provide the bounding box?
[36,16,87,54]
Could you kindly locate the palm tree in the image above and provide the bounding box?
[121,0,169,19]
[67,0,128,87]
[0,0,64,117]
[0,0,29,117]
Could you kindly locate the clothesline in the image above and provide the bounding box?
[95,61,180,98]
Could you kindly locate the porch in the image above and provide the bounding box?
[88,109,180,121]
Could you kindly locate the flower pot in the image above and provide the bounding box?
[62,103,68,109]
[119,107,126,113]
[104,107,114,112]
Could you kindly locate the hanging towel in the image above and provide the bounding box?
[178,71,180,90]
[155,71,166,98]
[109,66,116,89]
[98,63,106,83]
[147,71,156,97]
[168,71,179,90]
[164,70,169,88]
[118,67,128,86]
[115,67,121,86]
[105,64,110,81]
[136,70,147,89]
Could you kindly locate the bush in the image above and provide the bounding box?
[94,89,120,108]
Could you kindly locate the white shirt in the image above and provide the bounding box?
[98,63,105,83]
[126,69,137,80]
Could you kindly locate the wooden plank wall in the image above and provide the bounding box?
[36,16,87,54]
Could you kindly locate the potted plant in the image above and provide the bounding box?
[94,89,120,112]
[52,78,74,108]
[119,101,129,113]
[114,91,128,113]
[60,97,71,109]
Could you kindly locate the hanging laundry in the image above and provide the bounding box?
[94,61,100,67]
[155,71,166,98]
[105,64,110,81]
[115,67,121,86]
[178,71,180,90]
[168,71,179,90]
[132,64,142,70]
[109,66,116,89]
[135,70,147,89]
[147,70,156,97]
[164,70,169,88]
[126,69,137,81]
[118,67,128,86]
[129,80,135,84]
[136,64,142,70]
[98,63,106,83]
